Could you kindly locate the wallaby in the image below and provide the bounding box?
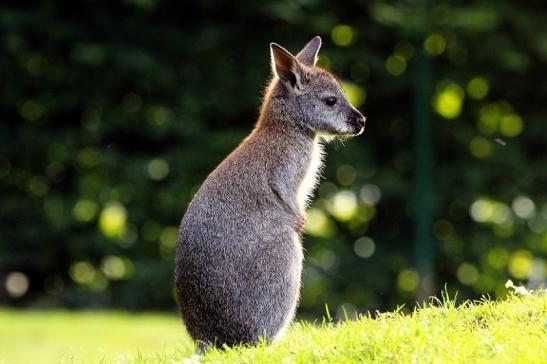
[175,36,366,349]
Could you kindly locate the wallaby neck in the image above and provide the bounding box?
[258,108,314,140]
[253,112,323,215]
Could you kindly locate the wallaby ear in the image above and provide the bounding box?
[296,36,322,67]
[270,43,303,89]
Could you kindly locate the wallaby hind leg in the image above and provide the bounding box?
[197,340,210,354]
[232,233,303,342]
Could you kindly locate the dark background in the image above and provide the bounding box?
[1,0,545,320]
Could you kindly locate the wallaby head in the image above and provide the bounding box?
[263,36,366,137]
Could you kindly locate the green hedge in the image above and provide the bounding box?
[0,0,545,317]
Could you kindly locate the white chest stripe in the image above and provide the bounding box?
[296,139,324,212]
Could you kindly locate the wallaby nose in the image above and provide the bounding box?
[355,113,366,128]
[349,109,366,131]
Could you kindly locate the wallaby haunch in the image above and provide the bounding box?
[175,36,366,349]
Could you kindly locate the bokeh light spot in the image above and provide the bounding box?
[120,225,138,247]
[336,165,357,186]
[5,272,30,298]
[77,147,102,168]
[397,269,419,292]
[73,199,99,222]
[331,25,356,47]
[101,255,134,280]
[470,199,511,225]
[48,143,69,162]
[466,77,490,100]
[457,263,479,285]
[478,103,502,134]
[141,221,161,242]
[486,248,510,270]
[477,102,521,137]
[499,114,523,137]
[528,215,547,234]
[71,43,105,65]
[26,54,48,75]
[490,204,512,225]
[354,237,375,258]
[360,184,381,205]
[433,83,464,119]
[318,182,338,198]
[70,261,108,290]
[385,55,406,76]
[329,190,358,222]
[469,136,492,159]
[160,226,179,253]
[70,261,96,285]
[473,274,495,294]
[99,202,127,238]
[28,176,49,196]
[305,208,336,238]
[19,100,46,121]
[508,250,533,279]
[512,196,535,219]
[529,259,546,282]
[146,106,174,126]
[315,249,339,271]
[341,81,366,107]
[424,33,446,56]
[470,199,493,223]
[147,158,170,181]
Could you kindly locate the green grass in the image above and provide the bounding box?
[1,290,545,363]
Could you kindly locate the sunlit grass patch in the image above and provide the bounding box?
[204,290,546,364]
[0,290,545,363]
[0,310,193,364]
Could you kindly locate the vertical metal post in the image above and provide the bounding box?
[413,35,434,301]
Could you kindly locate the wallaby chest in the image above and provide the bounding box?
[296,139,324,212]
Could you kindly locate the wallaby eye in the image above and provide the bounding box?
[323,96,337,107]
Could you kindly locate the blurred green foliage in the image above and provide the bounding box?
[0,1,546,318]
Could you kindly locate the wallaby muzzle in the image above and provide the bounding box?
[348,109,366,135]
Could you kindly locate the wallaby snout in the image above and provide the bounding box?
[347,108,366,135]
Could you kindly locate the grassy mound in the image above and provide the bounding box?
[1,289,545,363]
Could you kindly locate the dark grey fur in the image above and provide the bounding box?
[175,36,366,349]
